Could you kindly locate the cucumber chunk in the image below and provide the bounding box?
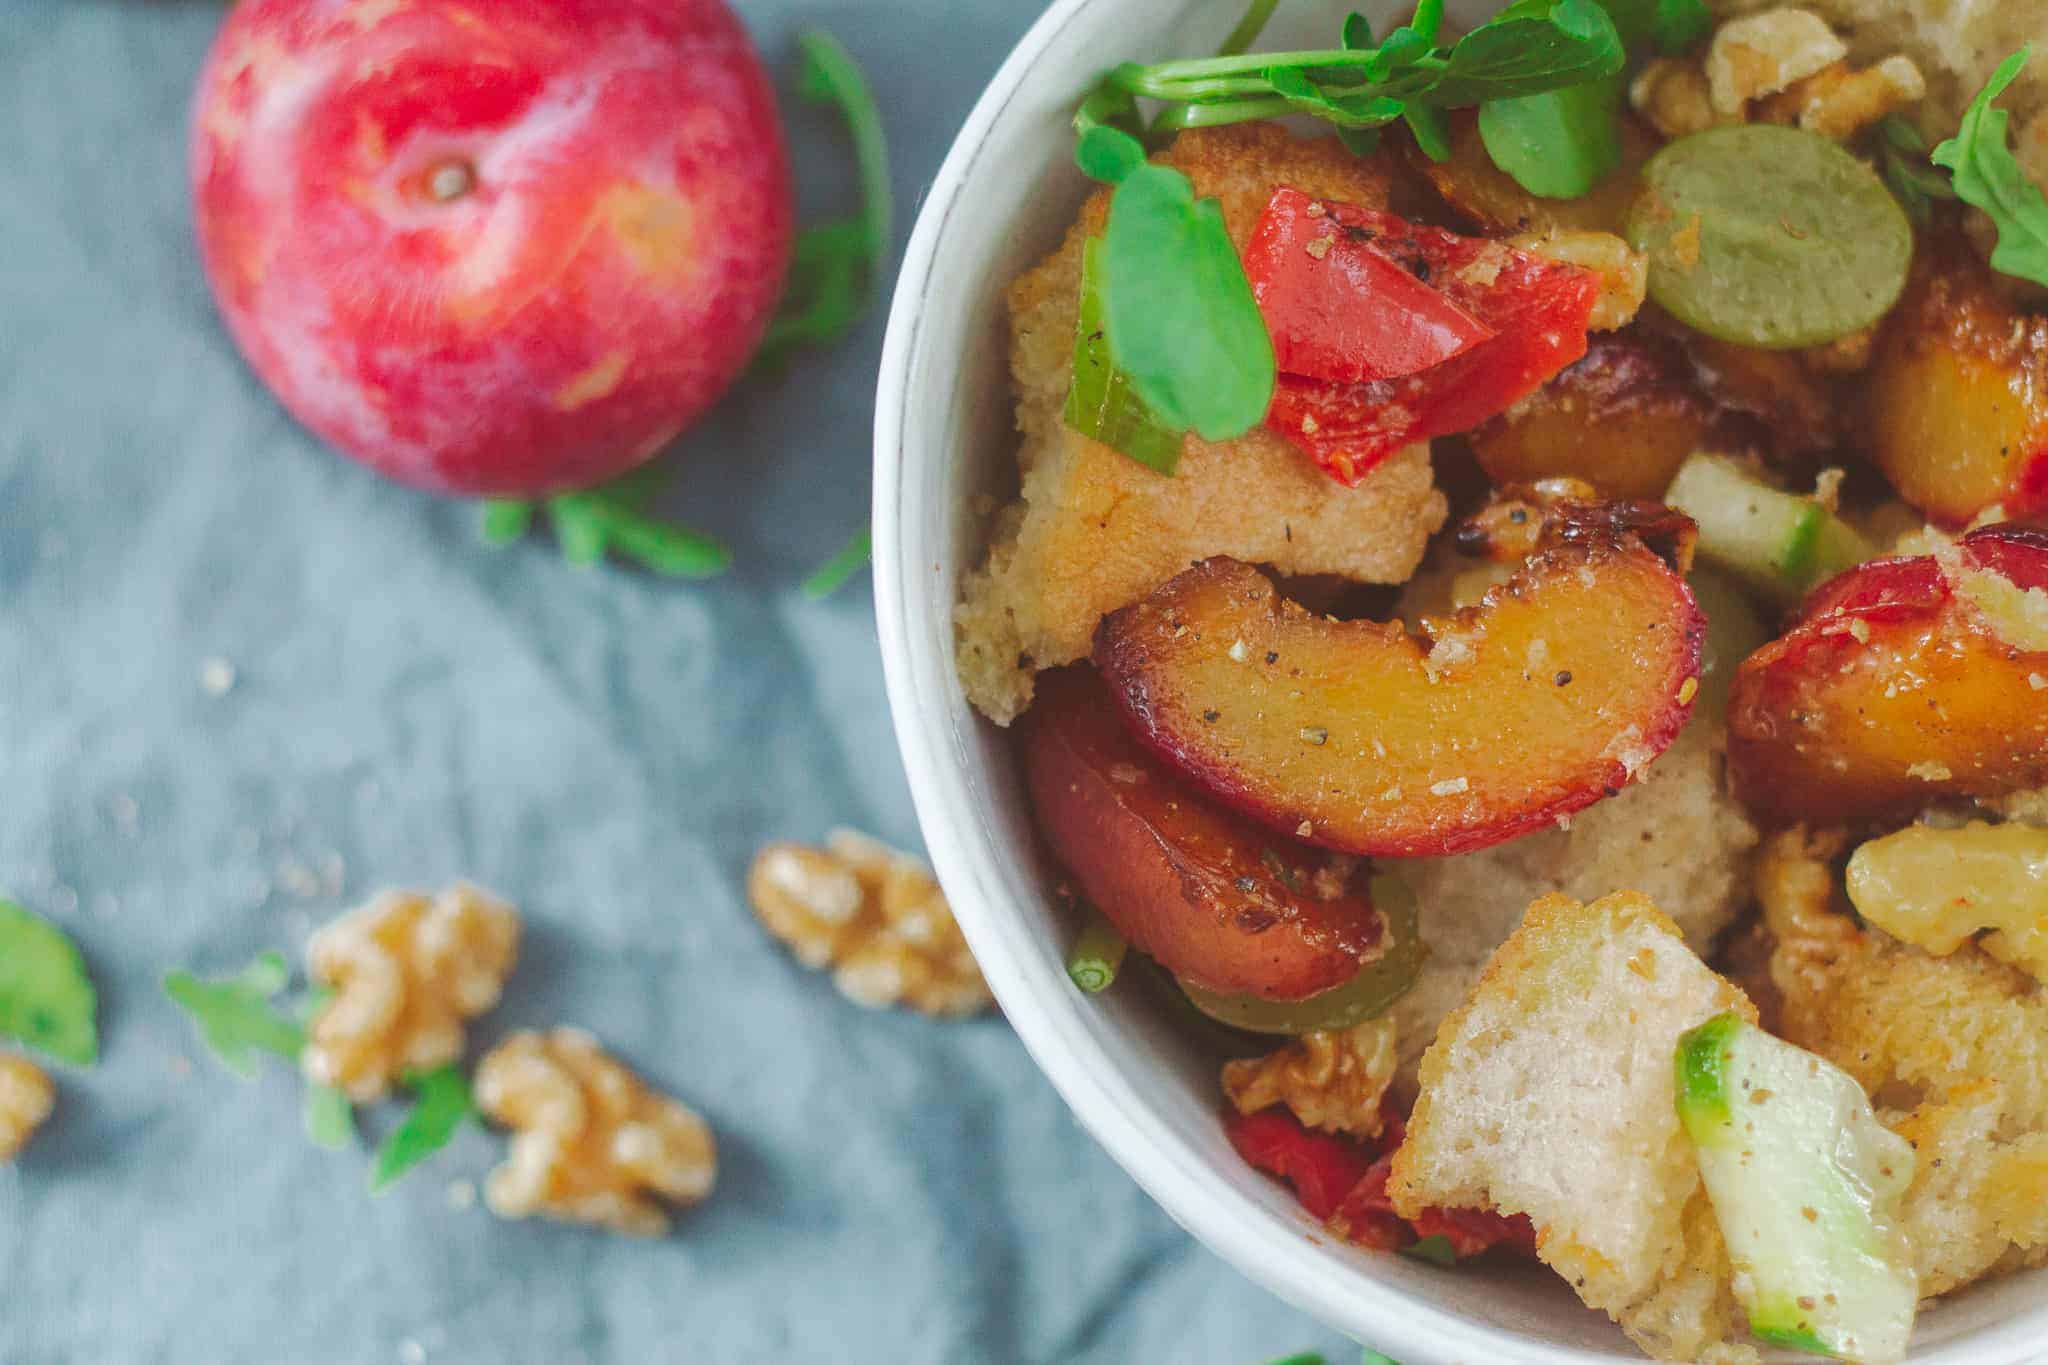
[1676,1013,1919,1362]
[1665,453,1874,605]
[1181,873,1426,1034]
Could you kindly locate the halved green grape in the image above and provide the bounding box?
[1627,126,1912,349]
[1180,873,1426,1034]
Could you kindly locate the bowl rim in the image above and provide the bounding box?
[870,2,2047,1360]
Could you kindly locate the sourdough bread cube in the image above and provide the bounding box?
[1389,892,1759,1362]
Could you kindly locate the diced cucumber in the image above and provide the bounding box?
[1180,874,1426,1034]
[1064,237,1185,475]
[1665,454,1875,605]
[1675,1013,1918,1363]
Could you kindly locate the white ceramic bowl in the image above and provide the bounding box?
[871,3,2048,1358]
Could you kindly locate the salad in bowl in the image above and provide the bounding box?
[883,0,2048,1359]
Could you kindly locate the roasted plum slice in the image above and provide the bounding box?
[1729,525,2048,824]
[1022,668,1387,1001]
[1091,511,1705,858]
[1865,233,2048,527]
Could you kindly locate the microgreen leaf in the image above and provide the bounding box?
[1478,73,1624,197]
[802,527,873,598]
[1400,1233,1461,1265]
[1064,239,1187,472]
[1100,164,1276,441]
[795,30,891,294]
[1361,1352,1405,1365]
[304,1083,354,1150]
[1405,104,1453,162]
[0,899,97,1067]
[1933,47,2048,288]
[1077,124,1149,183]
[1649,0,1711,55]
[369,1064,476,1193]
[1418,0,1625,108]
[479,499,534,546]
[163,951,306,1079]
[485,473,731,578]
[1262,1354,1328,1365]
[1878,115,1958,225]
[759,31,892,369]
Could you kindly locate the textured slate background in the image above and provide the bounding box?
[0,2,1355,1361]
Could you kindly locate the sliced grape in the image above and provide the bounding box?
[1628,126,1912,349]
[1180,873,1426,1034]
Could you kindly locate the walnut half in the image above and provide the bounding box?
[302,883,521,1103]
[1222,1017,1400,1141]
[0,1053,54,1161]
[748,830,993,1017]
[475,1028,715,1237]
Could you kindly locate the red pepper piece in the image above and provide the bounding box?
[1407,1204,1539,1260]
[1224,1108,1377,1221]
[1246,187,1497,385]
[1258,196,1600,487]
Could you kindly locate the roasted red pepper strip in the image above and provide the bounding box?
[1225,1108,1377,1221]
[1258,194,1599,487]
[1228,1105,1537,1260]
[1247,187,1496,385]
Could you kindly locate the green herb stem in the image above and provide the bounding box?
[802,528,873,598]
[1216,0,1285,57]
[1066,912,1130,994]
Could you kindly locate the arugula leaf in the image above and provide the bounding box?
[304,1083,355,1150]
[163,951,306,1079]
[370,1064,477,1193]
[756,30,892,370]
[802,528,873,598]
[1933,47,2048,287]
[1405,103,1453,161]
[1479,72,1624,197]
[1065,238,1187,474]
[1100,164,1276,442]
[0,900,97,1066]
[1400,1233,1461,1265]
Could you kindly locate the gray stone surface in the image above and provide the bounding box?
[0,2,1354,1361]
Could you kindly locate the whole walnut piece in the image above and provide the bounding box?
[475,1027,715,1237]
[0,1053,55,1161]
[1222,1017,1400,1141]
[748,829,993,1017]
[302,883,521,1103]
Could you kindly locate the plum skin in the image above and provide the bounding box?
[190,0,793,497]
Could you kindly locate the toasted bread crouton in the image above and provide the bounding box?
[1389,892,1758,1362]
[1390,717,1759,1083]
[955,125,1447,724]
[1758,828,2048,1295]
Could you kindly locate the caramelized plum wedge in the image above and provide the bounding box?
[1729,526,2048,824]
[1865,234,2048,527]
[1022,668,1387,1001]
[1092,525,1704,858]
